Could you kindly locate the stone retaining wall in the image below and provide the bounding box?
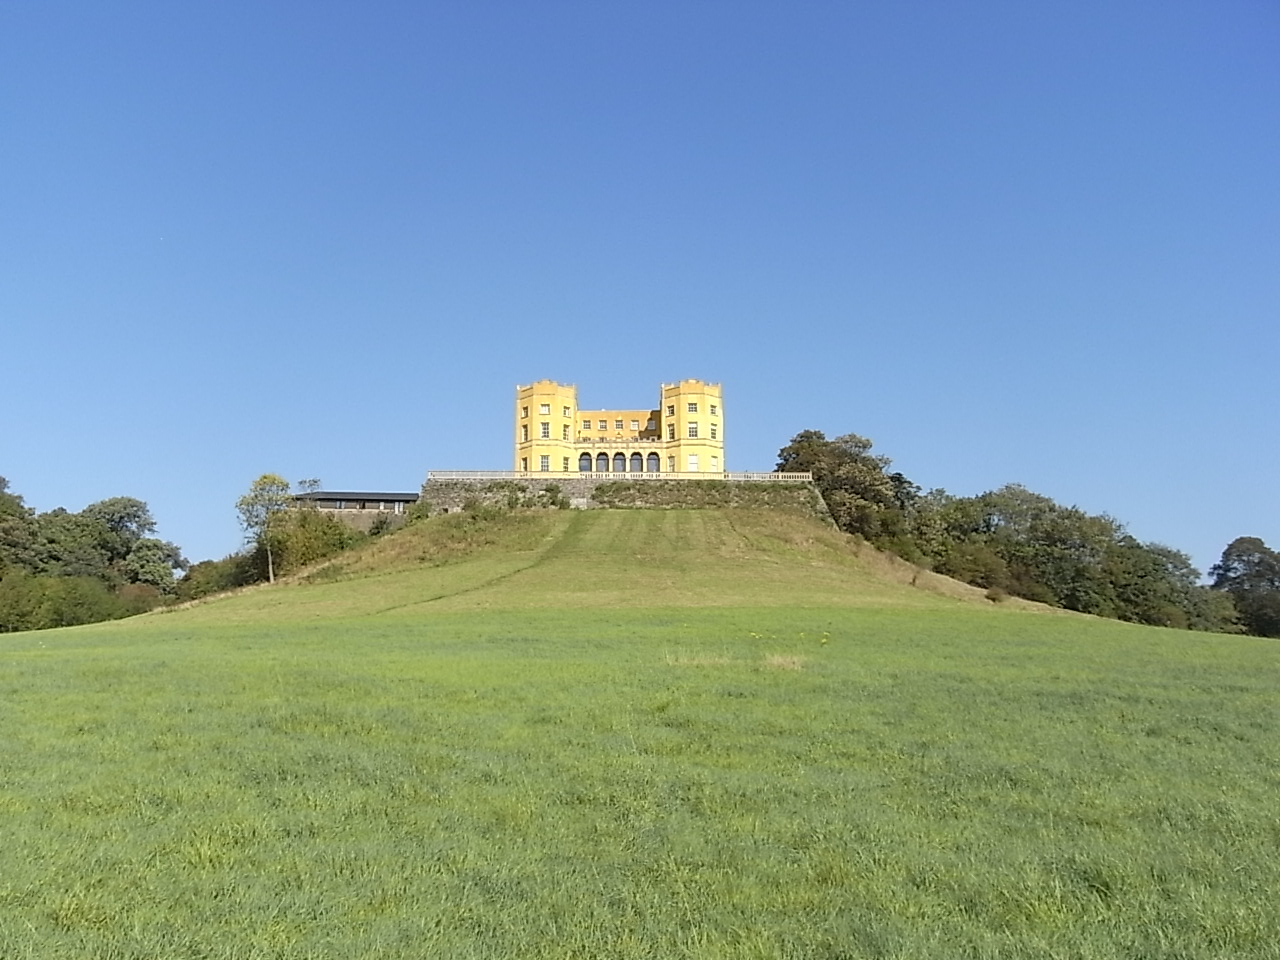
[419,476,832,522]
[312,508,411,534]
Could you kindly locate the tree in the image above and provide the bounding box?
[32,509,114,581]
[77,497,183,592]
[80,497,156,565]
[0,480,185,629]
[268,503,361,574]
[1210,537,1280,638]
[235,474,292,583]
[776,431,903,543]
[0,477,35,578]
[1211,537,1280,592]
[0,477,29,519]
[1103,538,1203,629]
[0,570,42,632]
[0,570,129,632]
[122,537,189,593]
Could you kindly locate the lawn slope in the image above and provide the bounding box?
[1,508,1277,959]
[170,507,1018,624]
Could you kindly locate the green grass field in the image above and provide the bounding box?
[2,508,1278,958]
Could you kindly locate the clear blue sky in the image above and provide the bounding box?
[2,1,1276,575]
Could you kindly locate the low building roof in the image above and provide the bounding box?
[294,491,420,502]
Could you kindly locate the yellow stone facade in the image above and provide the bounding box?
[515,379,725,475]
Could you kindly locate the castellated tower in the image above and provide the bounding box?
[514,379,724,475]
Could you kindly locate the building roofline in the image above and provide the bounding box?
[294,491,420,502]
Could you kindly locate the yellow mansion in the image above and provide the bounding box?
[515,379,725,475]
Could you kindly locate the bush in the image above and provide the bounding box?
[0,572,132,632]
[118,583,167,616]
[540,484,570,509]
[251,508,364,579]
[176,555,256,601]
[935,542,1010,590]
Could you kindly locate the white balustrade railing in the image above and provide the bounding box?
[426,470,812,482]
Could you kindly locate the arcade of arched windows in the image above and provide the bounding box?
[578,451,664,473]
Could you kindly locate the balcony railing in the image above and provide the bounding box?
[517,436,667,446]
[569,436,663,446]
[427,470,813,482]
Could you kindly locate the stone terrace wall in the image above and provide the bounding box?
[421,478,583,513]
[419,476,832,523]
[313,508,411,535]
[590,479,830,519]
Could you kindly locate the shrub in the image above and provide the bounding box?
[176,555,255,601]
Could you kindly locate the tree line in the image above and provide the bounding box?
[0,477,187,631]
[776,431,1278,637]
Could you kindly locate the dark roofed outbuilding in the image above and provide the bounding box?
[294,491,419,508]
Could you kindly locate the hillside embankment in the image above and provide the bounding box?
[165,506,1048,625]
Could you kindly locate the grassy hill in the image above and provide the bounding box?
[3,508,1278,959]
[175,507,1010,622]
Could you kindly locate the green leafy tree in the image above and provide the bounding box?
[1183,586,1241,635]
[1210,537,1280,638]
[0,477,29,519]
[0,570,42,632]
[122,537,189,594]
[0,510,39,577]
[236,474,292,583]
[267,502,362,576]
[0,480,184,628]
[36,576,129,628]
[933,538,1012,591]
[1103,538,1207,629]
[776,431,904,543]
[80,497,156,561]
[0,570,129,632]
[32,509,114,581]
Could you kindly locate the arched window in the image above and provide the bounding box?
[630,453,643,473]
[596,453,610,473]
[647,452,660,473]
[579,453,593,472]
[613,452,627,473]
